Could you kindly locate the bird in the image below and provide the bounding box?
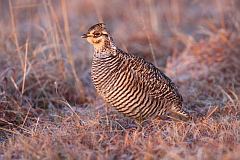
[81,23,190,122]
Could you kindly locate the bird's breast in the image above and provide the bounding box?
[91,55,121,98]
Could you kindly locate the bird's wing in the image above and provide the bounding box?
[128,56,191,121]
[116,51,190,121]
[127,55,183,105]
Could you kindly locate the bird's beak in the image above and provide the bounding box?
[81,33,88,38]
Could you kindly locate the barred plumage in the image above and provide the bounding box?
[82,23,190,122]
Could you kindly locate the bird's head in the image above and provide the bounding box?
[81,23,113,50]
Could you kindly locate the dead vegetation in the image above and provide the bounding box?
[0,0,240,159]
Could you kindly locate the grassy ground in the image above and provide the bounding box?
[0,0,240,159]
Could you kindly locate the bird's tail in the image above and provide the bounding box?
[168,105,192,122]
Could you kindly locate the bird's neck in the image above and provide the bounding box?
[93,40,117,58]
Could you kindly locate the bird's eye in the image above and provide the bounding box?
[94,32,101,37]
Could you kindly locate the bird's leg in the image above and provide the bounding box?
[134,120,143,131]
[134,115,144,131]
[104,103,111,126]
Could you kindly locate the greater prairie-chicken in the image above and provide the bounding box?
[82,23,190,122]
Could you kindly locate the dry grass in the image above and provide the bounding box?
[0,0,240,159]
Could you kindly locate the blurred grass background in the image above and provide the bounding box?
[0,0,240,159]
